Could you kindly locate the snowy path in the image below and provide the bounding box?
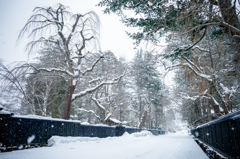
[0,132,208,159]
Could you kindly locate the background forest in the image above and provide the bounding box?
[1,0,240,131]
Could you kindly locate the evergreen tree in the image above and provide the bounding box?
[98,0,240,77]
[131,50,165,129]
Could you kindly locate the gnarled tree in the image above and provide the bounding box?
[18,4,124,119]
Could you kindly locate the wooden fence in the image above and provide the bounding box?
[0,109,165,150]
[191,110,240,159]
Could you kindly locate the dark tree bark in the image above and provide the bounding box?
[62,78,75,119]
[218,0,240,78]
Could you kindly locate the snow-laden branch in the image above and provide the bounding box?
[205,93,220,106]
[219,83,238,98]
[91,97,105,111]
[181,28,207,51]
[180,89,220,107]
[179,92,199,101]
[0,62,27,101]
[88,77,101,84]
[78,108,101,121]
[233,35,240,39]
[221,22,240,34]
[181,61,212,82]
[66,14,82,46]
[193,46,210,52]
[72,73,125,101]
[104,113,112,121]
[164,57,212,82]
[180,88,218,106]
[182,23,219,35]
[182,22,240,35]
[182,57,203,74]
[33,66,77,78]
[80,55,104,76]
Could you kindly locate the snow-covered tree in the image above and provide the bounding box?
[0,60,32,114]
[24,71,66,117]
[170,28,240,125]
[16,4,124,119]
[73,51,126,124]
[129,50,166,129]
[98,0,240,77]
[98,0,240,126]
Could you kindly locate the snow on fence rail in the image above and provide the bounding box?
[191,110,240,159]
[0,110,165,150]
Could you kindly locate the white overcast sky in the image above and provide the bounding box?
[0,0,138,65]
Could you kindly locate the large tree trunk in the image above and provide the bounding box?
[138,110,147,129]
[42,81,50,117]
[62,78,75,120]
[211,103,221,116]
[218,0,240,78]
[210,83,229,115]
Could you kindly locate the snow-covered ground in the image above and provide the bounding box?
[0,131,208,159]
